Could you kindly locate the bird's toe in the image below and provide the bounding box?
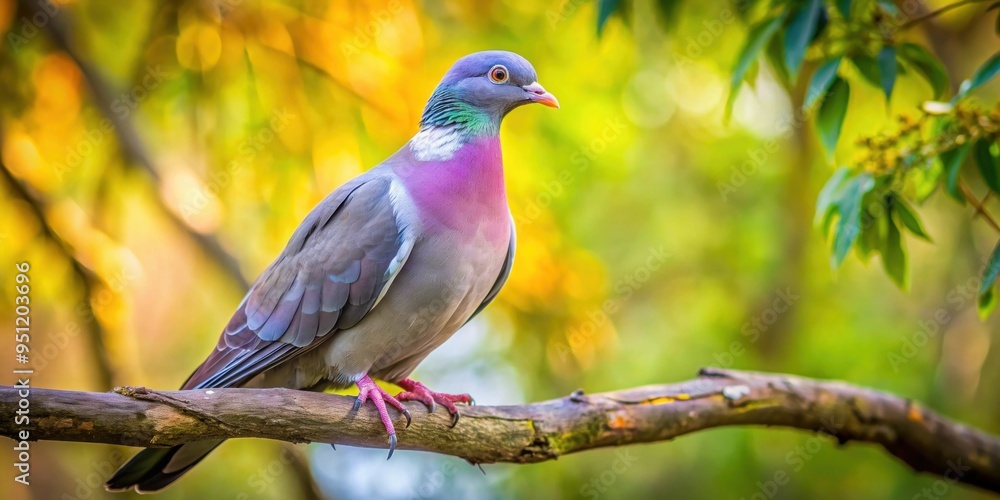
[387,434,397,460]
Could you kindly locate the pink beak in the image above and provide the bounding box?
[522,82,560,108]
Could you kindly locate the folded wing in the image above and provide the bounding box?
[182,176,414,390]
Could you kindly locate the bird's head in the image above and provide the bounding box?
[420,51,558,134]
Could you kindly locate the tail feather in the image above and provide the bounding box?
[105,440,222,493]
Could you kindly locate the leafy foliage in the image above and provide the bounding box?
[597,0,1000,317]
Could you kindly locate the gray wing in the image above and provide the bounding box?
[466,216,515,323]
[182,175,414,390]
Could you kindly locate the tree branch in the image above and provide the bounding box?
[959,180,1000,233]
[900,0,992,31]
[2,369,998,492]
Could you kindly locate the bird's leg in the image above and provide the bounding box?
[354,374,411,459]
[395,378,474,427]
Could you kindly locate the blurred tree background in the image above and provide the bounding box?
[1,0,999,498]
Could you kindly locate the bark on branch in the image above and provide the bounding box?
[2,369,998,492]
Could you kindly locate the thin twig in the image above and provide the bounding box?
[250,41,396,119]
[900,0,992,30]
[959,180,1000,233]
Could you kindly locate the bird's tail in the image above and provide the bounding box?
[104,439,222,493]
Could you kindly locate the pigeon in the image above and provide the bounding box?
[105,50,558,493]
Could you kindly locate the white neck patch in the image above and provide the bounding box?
[409,126,465,161]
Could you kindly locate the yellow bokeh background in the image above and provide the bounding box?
[1,0,998,498]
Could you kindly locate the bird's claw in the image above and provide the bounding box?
[353,375,409,459]
[396,379,472,427]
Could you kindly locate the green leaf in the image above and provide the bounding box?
[856,213,880,260]
[597,0,621,36]
[766,33,792,86]
[979,287,997,319]
[806,58,841,109]
[816,77,850,157]
[810,8,828,44]
[992,1,1000,35]
[815,166,851,229]
[912,160,943,201]
[831,173,875,268]
[978,239,1000,318]
[955,51,1000,100]
[726,15,785,118]
[881,210,907,288]
[784,0,823,80]
[941,143,971,203]
[877,45,897,102]
[652,0,682,30]
[894,198,931,240]
[975,140,1000,193]
[851,54,882,88]
[898,43,949,98]
[836,0,851,18]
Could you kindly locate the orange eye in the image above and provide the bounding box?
[489,65,509,84]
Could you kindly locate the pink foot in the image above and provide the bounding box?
[395,378,474,427]
[354,375,411,459]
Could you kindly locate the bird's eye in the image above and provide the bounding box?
[488,65,509,84]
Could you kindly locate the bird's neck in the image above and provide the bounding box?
[409,106,500,161]
[394,133,508,237]
[415,90,499,157]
